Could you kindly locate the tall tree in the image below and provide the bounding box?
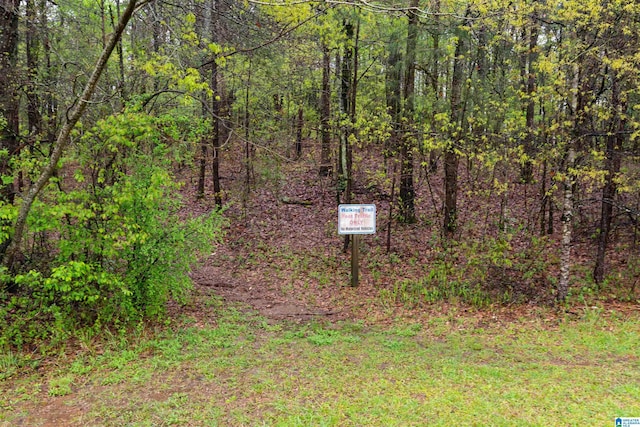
[0,0,21,203]
[398,0,419,223]
[319,43,332,177]
[25,0,41,136]
[593,73,624,285]
[3,0,147,272]
[444,10,468,237]
[519,6,539,184]
[210,0,223,207]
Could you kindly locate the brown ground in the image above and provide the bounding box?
[179,139,639,326]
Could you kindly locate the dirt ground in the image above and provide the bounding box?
[181,141,639,327]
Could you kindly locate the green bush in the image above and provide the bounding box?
[0,111,225,349]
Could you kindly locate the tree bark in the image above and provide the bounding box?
[25,0,42,136]
[593,75,624,285]
[444,15,467,237]
[520,15,539,184]
[211,0,222,207]
[196,0,208,199]
[558,63,582,302]
[558,147,575,302]
[339,19,355,252]
[2,0,144,272]
[384,33,401,160]
[0,0,21,204]
[295,106,303,158]
[399,0,418,224]
[319,43,331,177]
[427,0,441,173]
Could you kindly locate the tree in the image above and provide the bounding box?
[319,42,332,177]
[0,0,21,204]
[2,0,148,272]
[443,9,469,237]
[398,0,419,224]
[515,3,540,184]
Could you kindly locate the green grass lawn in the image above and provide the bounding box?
[1,306,639,426]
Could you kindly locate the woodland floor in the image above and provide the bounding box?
[181,139,639,326]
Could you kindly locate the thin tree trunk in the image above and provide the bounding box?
[428,0,441,173]
[295,106,303,158]
[244,57,252,196]
[40,0,55,146]
[115,0,127,103]
[151,1,162,92]
[345,19,359,205]
[0,0,21,204]
[319,44,331,177]
[558,147,575,302]
[593,75,624,285]
[520,17,538,183]
[196,0,208,199]
[540,159,547,236]
[25,0,41,135]
[399,0,418,224]
[335,50,343,192]
[558,63,582,302]
[197,134,207,198]
[384,33,401,160]
[386,163,397,254]
[444,14,467,237]
[547,192,554,235]
[211,0,222,207]
[339,20,355,253]
[2,0,144,272]
[212,57,222,207]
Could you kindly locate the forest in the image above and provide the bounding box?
[1,0,640,349]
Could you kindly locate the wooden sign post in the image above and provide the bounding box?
[338,204,376,287]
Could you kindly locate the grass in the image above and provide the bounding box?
[1,307,639,426]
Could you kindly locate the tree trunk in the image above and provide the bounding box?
[540,159,548,236]
[40,0,56,146]
[558,147,575,302]
[244,57,252,196]
[151,1,163,92]
[593,75,624,285]
[0,0,21,204]
[196,0,208,200]
[339,19,355,252]
[211,57,222,207]
[197,133,207,199]
[295,106,303,158]
[384,33,401,160]
[558,63,582,302]
[211,0,222,207]
[398,0,418,224]
[520,17,539,184]
[111,0,127,103]
[427,0,441,173]
[2,0,143,272]
[319,44,331,177]
[444,15,467,237]
[25,0,42,136]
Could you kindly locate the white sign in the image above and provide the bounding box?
[338,204,376,235]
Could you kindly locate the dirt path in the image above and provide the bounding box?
[190,263,339,321]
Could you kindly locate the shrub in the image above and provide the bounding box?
[0,111,225,349]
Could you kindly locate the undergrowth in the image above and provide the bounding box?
[0,111,226,351]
